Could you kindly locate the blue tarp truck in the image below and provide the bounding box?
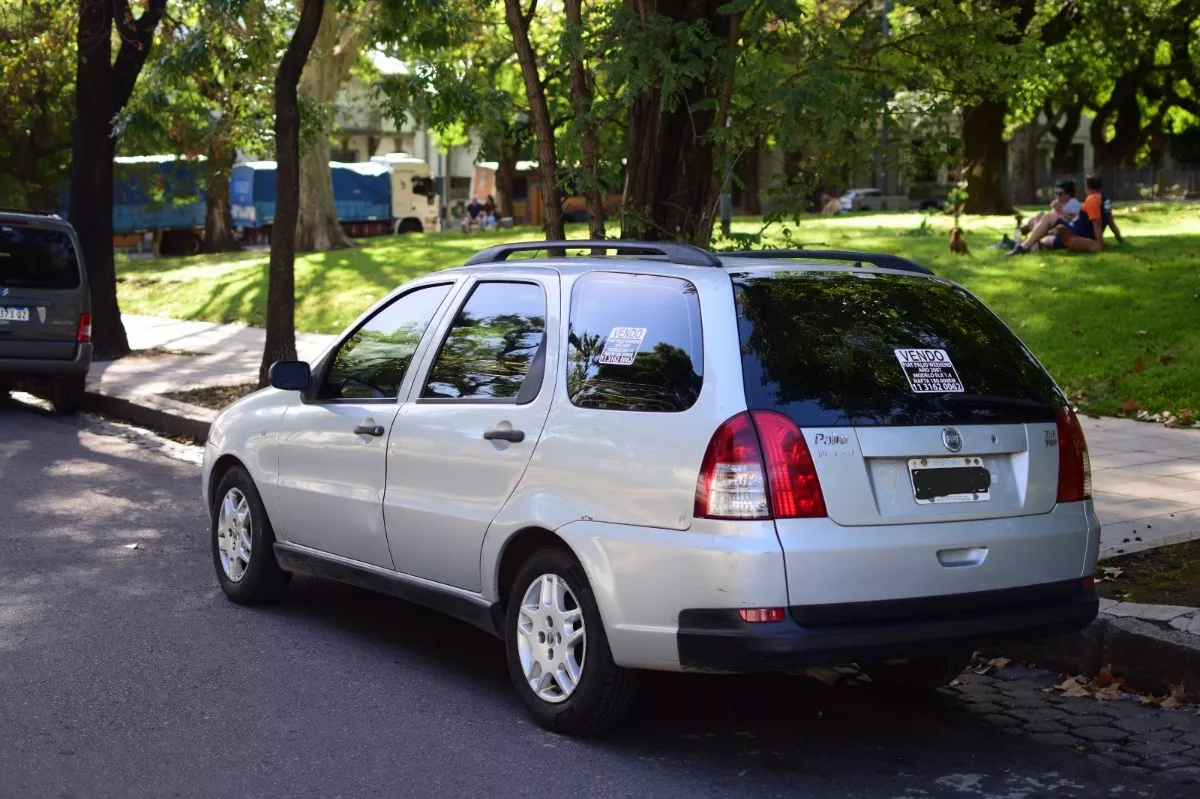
[61,155,207,255]
[231,160,394,242]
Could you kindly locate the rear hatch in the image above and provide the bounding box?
[732,268,1063,527]
[0,221,85,360]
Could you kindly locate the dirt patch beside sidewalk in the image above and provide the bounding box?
[1096,539,1200,607]
[162,383,258,411]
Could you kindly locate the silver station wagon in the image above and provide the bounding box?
[202,240,1099,735]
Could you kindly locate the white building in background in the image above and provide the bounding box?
[331,52,484,216]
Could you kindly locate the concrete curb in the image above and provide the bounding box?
[83,389,215,443]
[1001,613,1200,695]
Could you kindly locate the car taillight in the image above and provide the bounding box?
[750,410,827,519]
[76,312,92,343]
[1056,405,1091,502]
[695,411,827,520]
[694,412,770,519]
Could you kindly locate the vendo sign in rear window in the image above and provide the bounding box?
[894,348,964,393]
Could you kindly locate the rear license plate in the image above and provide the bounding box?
[0,306,29,322]
[908,457,991,504]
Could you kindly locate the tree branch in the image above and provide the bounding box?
[112,0,169,114]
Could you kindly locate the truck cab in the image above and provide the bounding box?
[370,153,441,234]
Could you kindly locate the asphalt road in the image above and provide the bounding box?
[0,401,1191,799]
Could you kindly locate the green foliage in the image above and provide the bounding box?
[0,0,76,208]
[118,0,291,161]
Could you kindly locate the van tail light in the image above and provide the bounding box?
[695,411,827,520]
[750,411,827,518]
[694,412,770,519]
[1056,405,1091,502]
[76,312,92,343]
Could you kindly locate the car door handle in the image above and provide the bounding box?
[483,429,525,443]
[353,424,386,437]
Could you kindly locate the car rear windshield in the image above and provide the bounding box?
[0,225,81,290]
[732,270,1060,427]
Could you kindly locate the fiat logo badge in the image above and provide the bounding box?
[942,428,963,453]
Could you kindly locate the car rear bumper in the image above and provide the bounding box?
[0,344,92,378]
[677,580,1098,673]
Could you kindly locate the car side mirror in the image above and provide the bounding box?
[269,360,311,391]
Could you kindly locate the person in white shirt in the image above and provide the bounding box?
[1009,180,1082,255]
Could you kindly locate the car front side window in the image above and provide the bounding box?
[319,283,452,401]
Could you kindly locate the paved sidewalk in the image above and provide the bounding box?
[88,315,1200,557]
[87,314,333,399]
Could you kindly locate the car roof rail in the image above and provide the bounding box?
[0,207,61,218]
[723,249,935,276]
[463,239,722,268]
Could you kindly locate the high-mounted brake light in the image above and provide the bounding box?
[1055,405,1091,502]
[76,312,92,343]
[695,411,827,520]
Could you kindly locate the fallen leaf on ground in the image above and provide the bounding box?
[1095,665,1126,688]
[1161,355,1177,365]
[802,666,842,685]
[1161,683,1188,709]
[1132,357,1145,373]
[1099,566,1124,580]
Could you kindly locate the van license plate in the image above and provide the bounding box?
[908,457,991,504]
[0,306,29,322]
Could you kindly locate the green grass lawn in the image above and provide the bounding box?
[116,204,1200,418]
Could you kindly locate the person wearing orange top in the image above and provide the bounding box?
[1053,174,1111,253]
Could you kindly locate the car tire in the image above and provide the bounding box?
[504,546,641,736]
[211,466,291,605]
[51,375,86,414]
[860,652,971,690]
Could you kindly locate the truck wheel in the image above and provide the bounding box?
[51,375,86,414]
[860,652,970,690]
[505,547,640,736]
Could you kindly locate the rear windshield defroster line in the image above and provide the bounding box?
[732,271,1060,427]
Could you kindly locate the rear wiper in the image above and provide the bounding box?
[934,394,1049,410]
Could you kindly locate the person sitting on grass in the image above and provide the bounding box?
[1008,180,1081,255]
[1051,173,1111,253]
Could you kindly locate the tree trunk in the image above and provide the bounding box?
[1049,102,1082,174]
[962,99,1012,215]
[736,144,761,215]
[1009,122,1041,206]
[565,0,604,240]
[296,130,352,251]
[495,137,517,220]
[504,0,565,241]
[295,1,357,252]
[260,0,325,388]
[620,0,733,245]
[70,0,167,361]
[202,136,240,253]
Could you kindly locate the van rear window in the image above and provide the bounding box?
[0,226,81,290]
[733,271,1060,427]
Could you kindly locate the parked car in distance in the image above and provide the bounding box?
[202,240,1099,736]
[0,209,91,412]
[840,188,944,212]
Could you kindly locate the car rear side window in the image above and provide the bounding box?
[0,225,81,290]
[566,272,703,412]
[733,271,1060,426]
[321,283,452,400]
[422,281,546,400]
